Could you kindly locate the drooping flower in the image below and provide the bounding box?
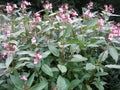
[6,3,13,13]
[31,37,36,44]
[34,53,42,64]
[43,2,52,9]
[12,45,18,51]
[98,19,104,29]
[104,5,114,13]
[21,76,27,81]
[3,42,10,50]
[70,10,78,17]
[21,0,31,9]
[84,10,94,18]
[12,4,18,9]
[108,33,114,40]
[87,2,93,9]
[34,12,41,23]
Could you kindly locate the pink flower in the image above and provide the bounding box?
[34,53,42,64]
[70,10,78,17]
[104,5,114,13]
[2,52,8,58]
[3,42,10,50]
[98,19,104,29]
[31,37,36,44]
[58,12,65,20]
[108,33,114,40]
[65,14,73,24]
[59,7,64,13]
[13,4,17,9]
[43,2,52,9]
[64,4,69,10]
[6,3,13,13]
[4,30,10,37]
[21,76,27,81]
[87,2,93,9]
[12,45,18,51]
[84,10,94,18]
[21,0,31,9]
[34,12,41,23]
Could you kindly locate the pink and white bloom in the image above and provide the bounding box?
[43,2,52,9]
[12,45,18,51]
[21,76,27,81]
[21,0,31,9]
[98,19,104,29]
[31,37,36,44]
[34,53,42,64]
[6,3,13,13]
[70,10,78,17]
[104,5,114,13]
[13,4,17,9]
[108,33,114,40]
[34,12,41,23]
[87,2,93,9]
[3,42,10,50]
[84,10,94,18]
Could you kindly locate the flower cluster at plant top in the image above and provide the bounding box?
[0,0,120,90]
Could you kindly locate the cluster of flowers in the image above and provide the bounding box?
[108,24,120,40]
[58,4,78,24]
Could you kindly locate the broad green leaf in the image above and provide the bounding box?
[18,57,31,61]
[95,72,108,76]
[57,64,67,73]
[99,50,108,61]
[69,79,81,89]
[105,65,120,69]
[0,63,6,69]
[15,62,30,69]
[57,76,68,90]
[71,54,88,62]
[0,80,4,84]
[86,85,92,90]
[9,40,18,45]
[10,75,24,90]
[86,18,98,28]
[16,51,34,57]
[48,44,59,57]
[41,64,53,77]
[11,30,25,37]
[108,46,118,63]
[6,55,13,68]
[85,63,95,70]
[42,51,51,58]
[27,73,35,87]
[30,79,48,90]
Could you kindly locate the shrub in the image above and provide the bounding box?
[0,1,120,90]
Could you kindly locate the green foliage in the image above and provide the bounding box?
[0,1,120,90]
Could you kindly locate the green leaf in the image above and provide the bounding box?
[30,79,48,90]
[15,62,30,69]
[85,63,95,70]
[11,30,25,37]
[6,55,13,68]
[48,44,59,57]
[105,65,120,69]
[41,64,53,77]
[99,50,108,61]
[86,18,98,28]
[27,73,35,87]
[42,51,51,58]
[0,63,6,69]
[69,79,81,89]
[108,46,118,63]
[57,64,67,73]
[16,51,34,57]
[10,75,24,90]
[57,76,68,90]
[86,85,92,90]
[71,54,88,62]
